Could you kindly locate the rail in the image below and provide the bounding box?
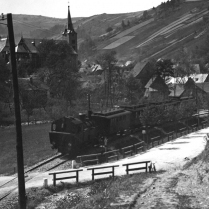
[191,124,198,132]
[201,120,207,128]
[49,169,83,186]
[87,165,119,180]
[150,136,160,147]
[121,145,134,158]
[122,161,151,175]
[103,149,119,162]
[134,141,144,154]
[179,127,187,137]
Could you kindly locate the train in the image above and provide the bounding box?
[49,97,196,155]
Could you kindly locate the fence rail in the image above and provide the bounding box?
[49,169,83,186]
[122,161,151,175]
[103,149,119,162]
[122,145,134,158]
[87,165,119,180]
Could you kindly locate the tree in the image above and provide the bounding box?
[20,89,40,125]
[106,26,113,33]
[78,35,96,59]
[125,75,143,104]
[142,10,149,20]
[0,57,10,102]
[155,59,174,82]
[121,20,126,29]
[174,49,196,78]
[37,40,80,107]
[127,20,130,27]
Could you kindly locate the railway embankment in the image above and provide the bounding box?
[0,127,208,208]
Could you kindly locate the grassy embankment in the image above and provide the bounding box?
[0,123,56,175]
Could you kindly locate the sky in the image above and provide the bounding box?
[1,0,164,18]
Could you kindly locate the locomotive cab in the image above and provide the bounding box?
[49,117,84,154]
[49,115,99,155]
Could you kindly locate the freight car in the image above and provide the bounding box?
[49,108,131,155]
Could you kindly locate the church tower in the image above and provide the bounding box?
[66,5,77,52]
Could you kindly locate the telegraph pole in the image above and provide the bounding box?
[7,13,26,209]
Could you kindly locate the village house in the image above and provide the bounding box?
[130,61,154,85]
[0,37,10,62]
[169,77,209,100]
[0,6,78,70]
[144,76,169,100]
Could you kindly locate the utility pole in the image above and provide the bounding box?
[7,13,26,209]
[195,82,200,128]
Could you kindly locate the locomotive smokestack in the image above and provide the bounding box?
[79,113,86,121]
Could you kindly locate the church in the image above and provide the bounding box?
[14,5,78,68]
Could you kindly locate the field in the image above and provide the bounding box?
[136,9,208,49]
[112,18,154,40]
[103,36,135,49]
[0,123,56,175]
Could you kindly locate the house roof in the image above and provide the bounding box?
[145,76,168,91]
[15,44,28,53]
[16,38,77,55]
[145,76,157,89]
[170,74,209,84]
[0,38,9,53]
[91,64,102,72]
[196,82,209,93]
[22,38,42,53]
[169,84,185,97]
[125,60,134,66]
[131,61,148,78]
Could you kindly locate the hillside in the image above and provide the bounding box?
[0,14,83,42]
[1,1,209,62]
[98,1,209,62]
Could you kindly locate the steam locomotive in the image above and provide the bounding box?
[49,97,196,155]
[49,108,132,155]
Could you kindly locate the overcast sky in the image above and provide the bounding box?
[1,0,164,18]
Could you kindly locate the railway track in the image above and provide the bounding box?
[0,154,70,202]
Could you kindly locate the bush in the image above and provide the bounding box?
[106,26,113,33]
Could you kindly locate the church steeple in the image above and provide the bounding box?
[62,5,77,52]
[68,6,74,32]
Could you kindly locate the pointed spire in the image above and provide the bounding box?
[68,5,74,32]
